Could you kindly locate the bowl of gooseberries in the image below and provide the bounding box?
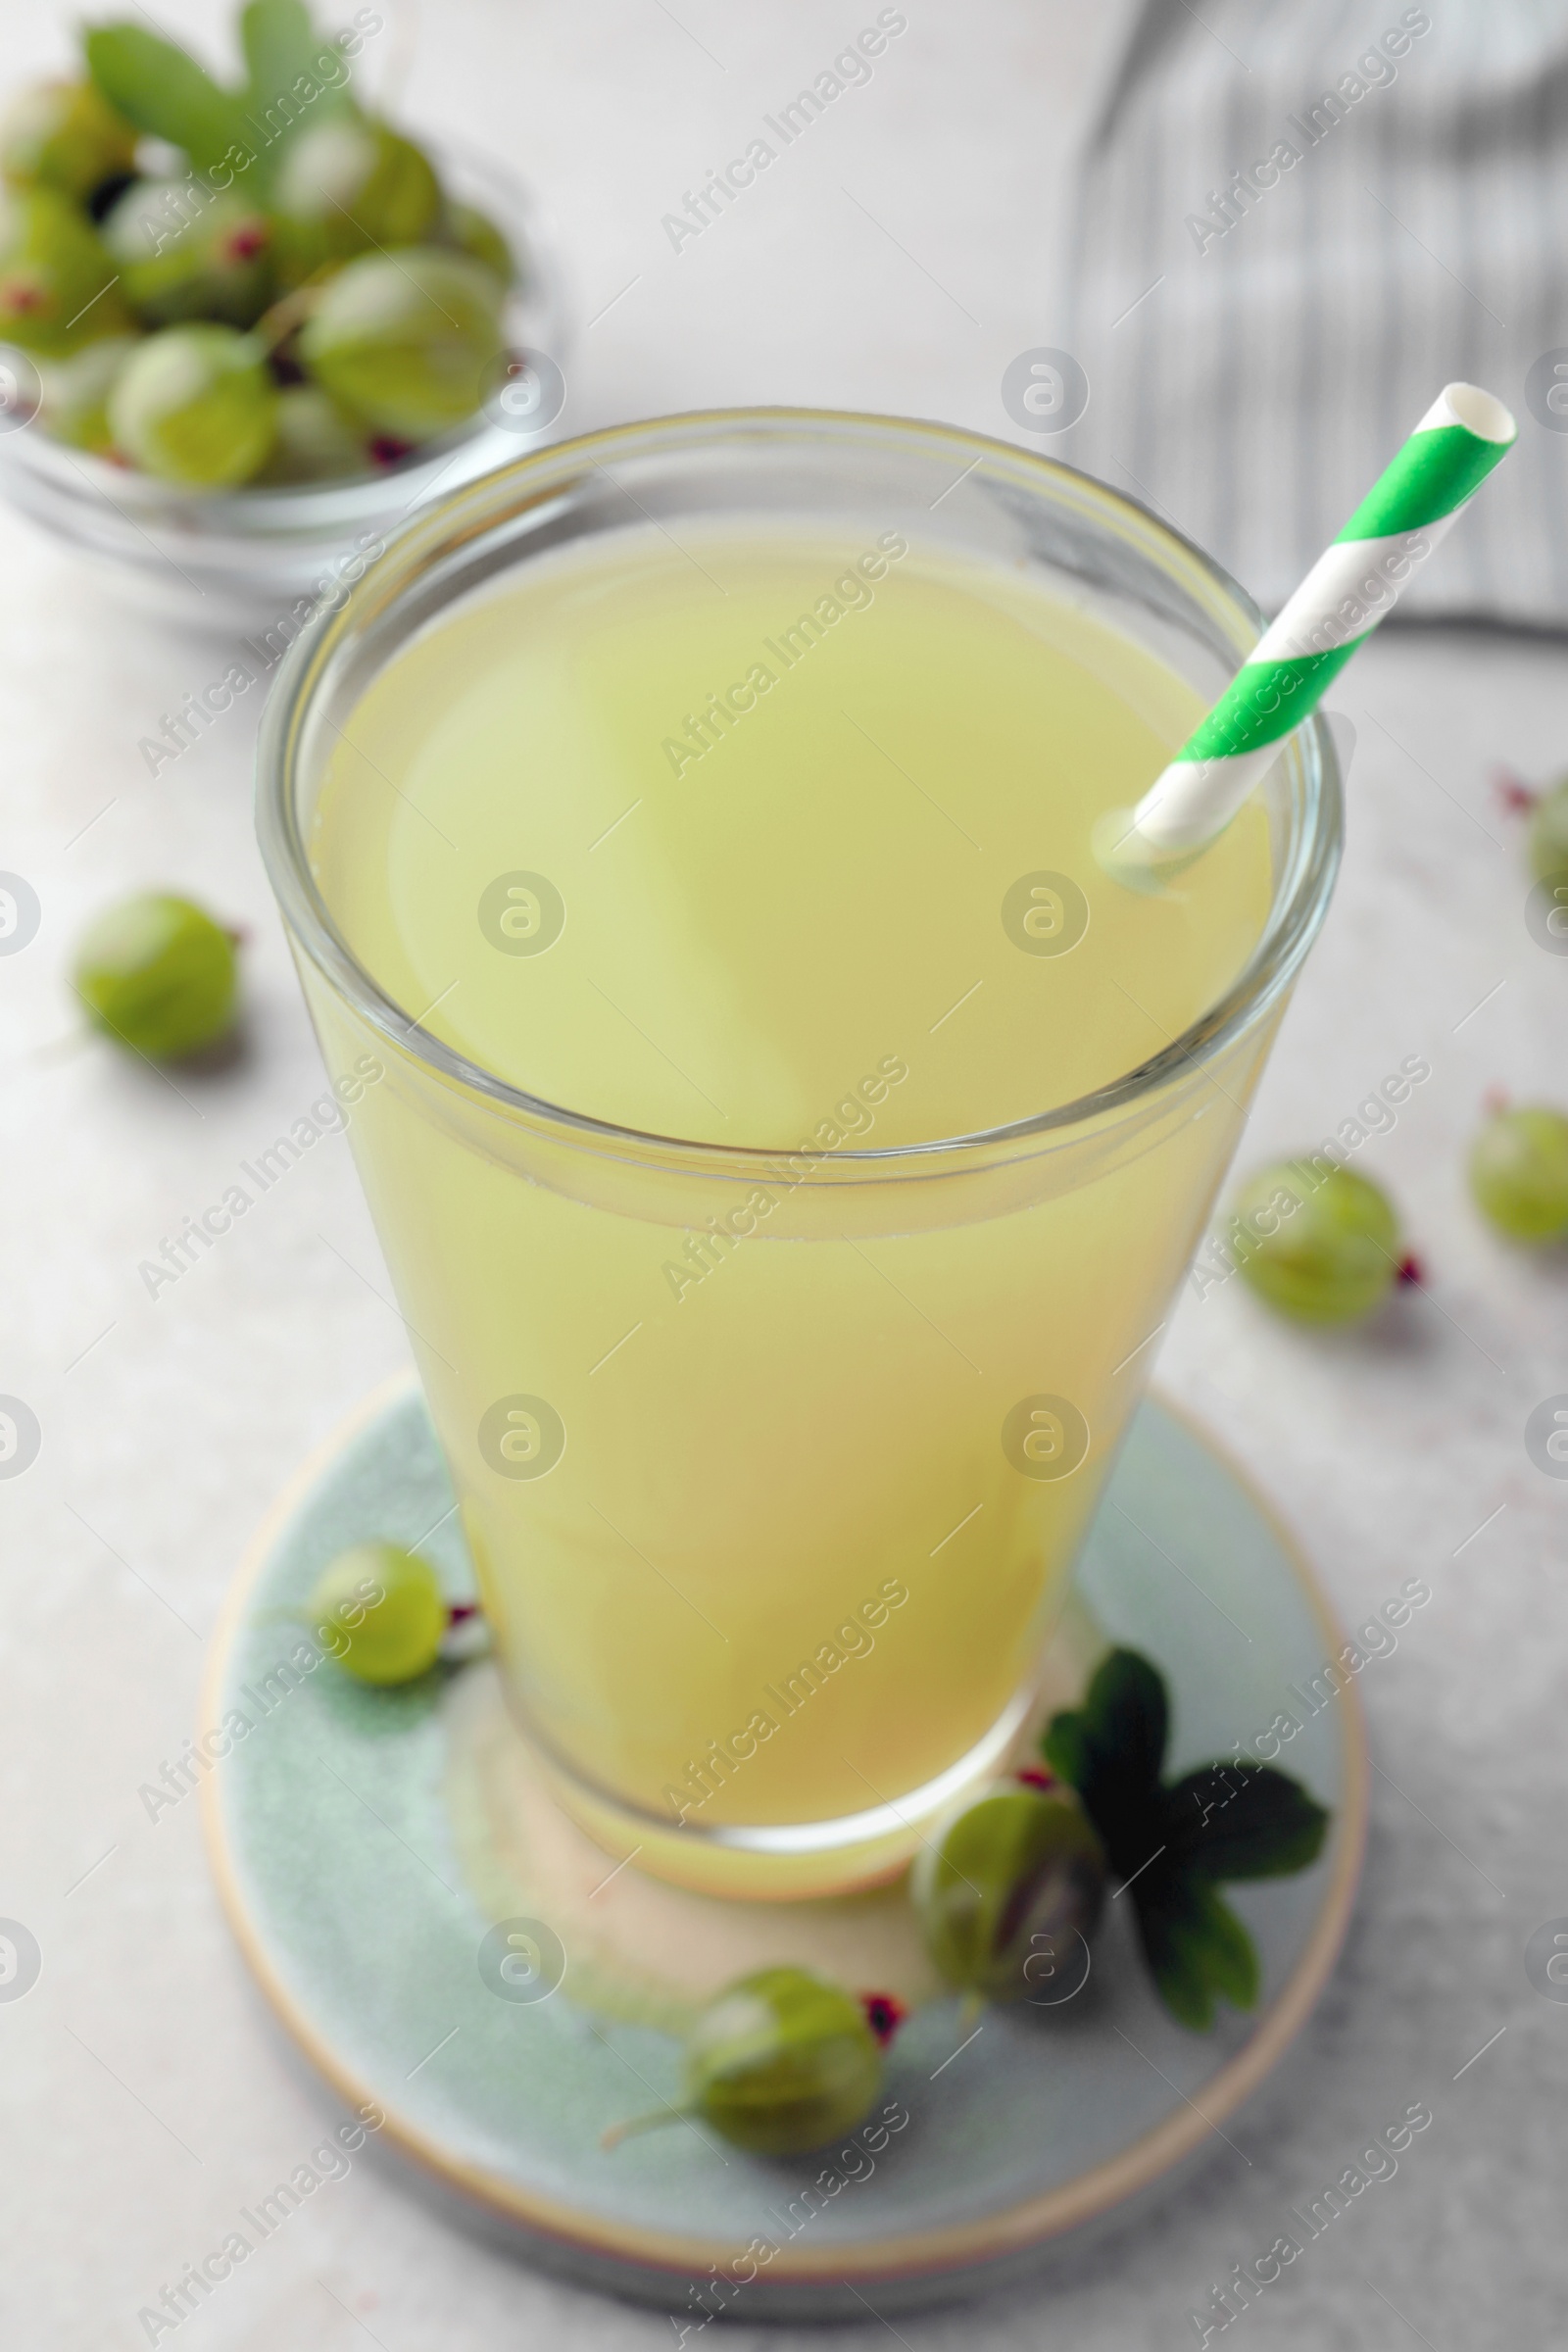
[0,5,566,623]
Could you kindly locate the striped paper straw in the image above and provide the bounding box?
[1100,383,1516,873]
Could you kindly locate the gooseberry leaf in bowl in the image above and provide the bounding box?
[84,23,253,175]
[241,0,330,110]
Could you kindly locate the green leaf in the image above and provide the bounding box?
[1164,1761,1330,1882]
[1046,1645,1332,2032]
[1043,1648,1169,1880]
[1040,1708,1090,1791]
[240,0,322,102]
[85,24,252,174]
[1135,1868,1260,2031]
[238,0,359,183]
[1082,1648,1169,1788]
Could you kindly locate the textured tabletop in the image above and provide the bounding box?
[3,3,1562,2346]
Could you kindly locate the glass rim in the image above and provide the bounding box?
[256,405,1344,1171]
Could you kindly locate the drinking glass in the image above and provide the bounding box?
[257,412,1341,1897]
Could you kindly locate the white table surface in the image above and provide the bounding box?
[4,3,1565,2345]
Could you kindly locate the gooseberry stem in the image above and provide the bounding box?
[601,2106,687,2152]
[30,1029,91,1065]
[255,1600,484,1634]
[253,280,326,356]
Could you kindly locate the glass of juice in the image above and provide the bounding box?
[258,412,1341,1899]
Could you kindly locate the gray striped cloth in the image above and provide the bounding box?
[1057,0,1568,624]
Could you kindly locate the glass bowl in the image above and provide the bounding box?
[0,145,569,632]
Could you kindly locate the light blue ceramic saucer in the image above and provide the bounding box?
[201,1378,1366,2320]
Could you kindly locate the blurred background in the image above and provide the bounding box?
[3,1,1564,2343]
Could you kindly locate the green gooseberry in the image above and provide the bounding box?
[270,116,441,282]
[1468,1104,1568,1244]
[443,200,514,287]
[306,1544,449,1686]
[108,322,278,487]
[911,1782,1106,2003]
[1527,777,1568,887]
[256,382,368,483]
[0,186,136,356]
[1229,1160,1401,1326]
[606,1967,887,2157]
[36,331,139,452]
[73,892,238,1060]
[0,78,137,201]
[687,1970,883,2153]
[298,246,505,440]
[104,180,274,328]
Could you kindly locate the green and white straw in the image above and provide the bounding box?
[1100,382,1517,874]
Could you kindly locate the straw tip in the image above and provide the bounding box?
[1427,382,1517,446]
[1090,808,1198,894]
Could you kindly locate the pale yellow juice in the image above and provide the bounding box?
[304,526,1274,1889]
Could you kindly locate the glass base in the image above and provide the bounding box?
[509,1681,1050,1901]
[205,1378,1365,2312]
